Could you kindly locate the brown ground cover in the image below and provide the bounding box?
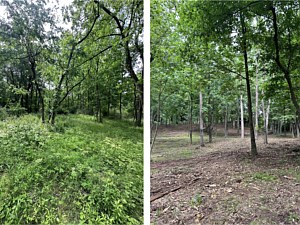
[151,126,300,225]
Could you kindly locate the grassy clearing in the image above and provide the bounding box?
[0,114,143,224]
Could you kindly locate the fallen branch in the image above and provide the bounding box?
[283,175,296,180]
[151,188,162,194]
[151,177,201,202]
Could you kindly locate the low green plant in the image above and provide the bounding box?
[190,193,202,207]
[0,114,143,224]
[252,172,277,181]
[288,212,300,223]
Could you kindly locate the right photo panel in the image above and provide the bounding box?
[150,0,300,224]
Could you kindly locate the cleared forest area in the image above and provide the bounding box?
[151,126,300,225]
[151,0,300,224]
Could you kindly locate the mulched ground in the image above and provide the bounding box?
[151,127,300,225]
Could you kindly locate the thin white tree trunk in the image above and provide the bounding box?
[296,120,300,138]
[189,94,193,145]
[224,104,228,138]
[199,92,205,147]
[255,66,259,140]
[237,98,240,134]
[262,98,270,144]
[266,99,270,138]
[240,94,244,138]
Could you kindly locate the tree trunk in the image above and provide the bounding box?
[133,84,137,122]
[240,94,244,139]
[189,93,193,145]
[135,83,143,127]
[35,81,45,123]
[262,98,270,144]
[151,93,161,152]
[296,118,300,138]
[255,61,259,140]
[28,57,45,123]
[270,5,300,123]
[240,13,257,156]
[199,92,205,147]
[279,121,282,135]
[237,98,240,135]
[96,83,103,123]
[224,104,228,138]
[207,86,214,143]
[119,92,122,119]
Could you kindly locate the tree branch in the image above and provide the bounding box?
[74,45,112,69]
[58,75,86,106]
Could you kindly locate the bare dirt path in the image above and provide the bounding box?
[151,127,300,225]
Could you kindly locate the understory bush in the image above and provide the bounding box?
[0,114,143,224]
[0,108,8,121]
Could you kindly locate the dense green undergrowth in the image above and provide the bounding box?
[0,114,143,224]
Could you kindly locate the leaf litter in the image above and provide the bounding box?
[151,128,300,225]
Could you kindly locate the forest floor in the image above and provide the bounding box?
[151,125,300,225]
[0,114,143,224]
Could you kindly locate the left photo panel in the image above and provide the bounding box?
[0,0,143,224]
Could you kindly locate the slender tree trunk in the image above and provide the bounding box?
[189,93,193,145]
[119,92,122,119]
[136,83,143,126]
[96,83,103,123]
[240,13,257,156]
[35,82,45,123]
[151,93,161,152]
[240,94,244,139]
[208,95,213,143]
[29,58,45,123]
[207,76,213,143]
[199,92,205,147]
[296,118,300,138]
[133,84,137,122]
[255,62,259,140]
[279,121,282,135]
[262,98,270,144]
[237,98,240,135]
[224,104,228,138]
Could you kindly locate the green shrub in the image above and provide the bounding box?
[0,108,8,121]
[6,104,26,117]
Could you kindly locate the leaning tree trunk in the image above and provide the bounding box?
[270,5,300,124]
[199,91,205,147]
